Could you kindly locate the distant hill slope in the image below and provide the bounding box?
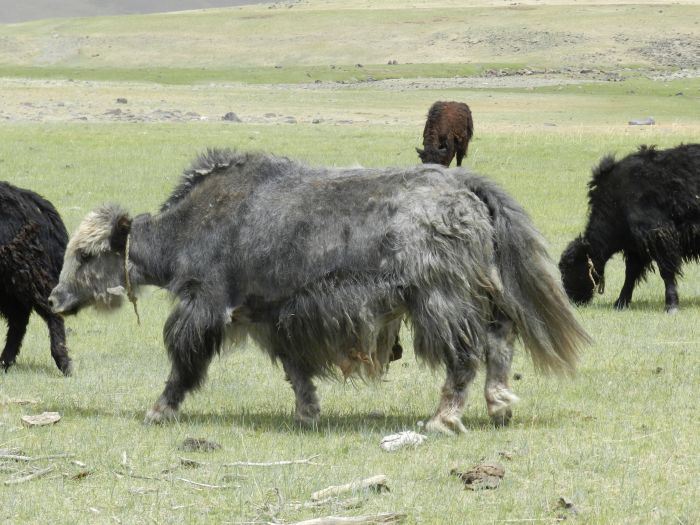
[0,1,697,71]
[0,0,269,24]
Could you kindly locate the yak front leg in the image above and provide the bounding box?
[484,313,519,426]
[35,305,72,376]
[145,300,223,424]
[614,253,648,310]
[426,350,478,435]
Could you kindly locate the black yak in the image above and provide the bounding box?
[0,181,72,375]
[416,101,474,167]
[559,143,700,313]
[49,149,588,432]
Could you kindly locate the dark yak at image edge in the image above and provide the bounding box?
[0,181,72,375]
[559,143,700,313]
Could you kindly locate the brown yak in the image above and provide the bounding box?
[416,101,474,167]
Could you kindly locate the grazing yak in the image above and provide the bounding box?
[0,181,72,375]
[416,101,474,167]
[49,149,589,433]
[560,143,700,313]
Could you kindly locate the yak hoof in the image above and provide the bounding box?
[293,403,320,428]
[1,359,15,372]
[490,407,513,427]
[486,385,519,422]
[59,359,74,377]
[425,414,467,435]
[665,306,679,315]
[144,404,178,425]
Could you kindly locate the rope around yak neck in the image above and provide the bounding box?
[586,255,605,295]
[124,234,141,325]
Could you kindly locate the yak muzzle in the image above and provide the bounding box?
[48,287,80,315]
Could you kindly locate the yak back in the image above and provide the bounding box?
[0,181,68,276]
[587,144,700,228]
[423,101,474,146]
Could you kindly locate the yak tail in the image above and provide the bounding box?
[468,176,591,375]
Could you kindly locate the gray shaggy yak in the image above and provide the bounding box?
[416,101,474,167]
[1,181,72,375]
[560,143,700,313]
[49,149,589,432]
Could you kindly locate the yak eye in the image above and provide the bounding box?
[77,251,93,264]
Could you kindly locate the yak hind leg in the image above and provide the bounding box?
[455,141,467,167]
[145,299,223,424]
[658,264,681,314]
[0,302,31,371]
[277,350,320,427]
[426,350,478,435]
[484,312,519,427]
[614,253,648,310]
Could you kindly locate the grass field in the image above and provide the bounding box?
[1,1,699,524]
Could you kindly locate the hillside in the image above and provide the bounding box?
[0,0,697,71]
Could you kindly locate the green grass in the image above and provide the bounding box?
[1,0,700,523]
[1,122,699,524]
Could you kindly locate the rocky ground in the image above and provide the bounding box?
[1,63,696,125]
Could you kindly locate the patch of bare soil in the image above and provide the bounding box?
[449,29,587,55]
[633,35,700,69]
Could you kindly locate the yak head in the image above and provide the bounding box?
[558,235,603,305]
[49,204,133,316]
[416,145,451,167]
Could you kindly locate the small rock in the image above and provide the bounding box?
[513,372,523,381]
[222,112,241,122]
[653,366,663,374]
[116,98,127,104]
[628,117,655,126]
[21,412,61,427]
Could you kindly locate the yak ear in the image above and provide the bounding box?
[109,214,133,252]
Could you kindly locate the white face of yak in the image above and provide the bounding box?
[49,204,132,316]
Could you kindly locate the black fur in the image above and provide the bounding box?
[0,181,72,375]
[559,143,700,312]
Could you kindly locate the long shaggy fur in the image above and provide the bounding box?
[0,181,71,375]
[52,149,589,425]
[560,143,700,311]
